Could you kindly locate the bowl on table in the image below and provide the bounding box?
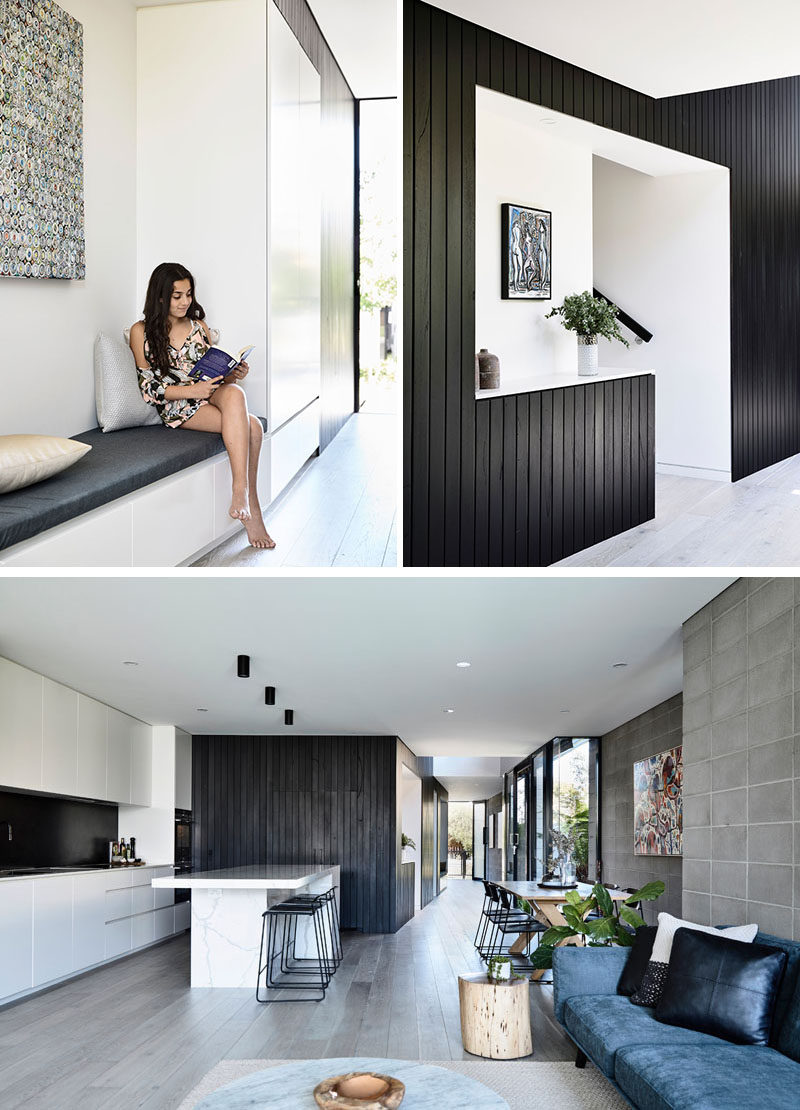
[313,1070,405,1109]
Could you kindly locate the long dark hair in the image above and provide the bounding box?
[143,262,205,372]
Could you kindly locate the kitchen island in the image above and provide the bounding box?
[152,864,340,988]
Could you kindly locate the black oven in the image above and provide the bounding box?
[174,809,192,904]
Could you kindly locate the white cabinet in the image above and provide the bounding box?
[72,872,107,971]
[174,900,191,932]
[105,918,132,959]
[175,730,192,811]
[0,880,33,999]
[32,876,73,987]
[131,910,155,949]
[130,718,153,807]
[42,678,78,796]
[77,694,108,800]
[131,464,215,566]
[0,658,43,790]
[107,708,132,804]
[153,905,175,941]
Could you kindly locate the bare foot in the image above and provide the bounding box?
[244,513,276,550]
[229,487,251,522]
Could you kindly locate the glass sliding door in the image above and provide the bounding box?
[552,738,591,882]
[532,748,547,881]
[514,765,530,880]
[472,801,487,880]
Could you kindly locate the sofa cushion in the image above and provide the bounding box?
[617,925,657,996]
[615,1043,800,1110]
[755,930,800,1058]
[94,333,162,432]
[656,929,787,1045]
[0,420,267,553]
[562,994,723,1078]
[0,435,92,493]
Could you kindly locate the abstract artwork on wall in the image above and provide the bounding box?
[633,746,683,856]
[501,203,551,300]
[0,0,85,280]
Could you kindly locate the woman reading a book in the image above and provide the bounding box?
[129,262,274,550]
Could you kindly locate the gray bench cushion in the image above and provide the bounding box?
[0,420,267,552]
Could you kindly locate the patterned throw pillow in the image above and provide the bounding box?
[630,912,758,1008]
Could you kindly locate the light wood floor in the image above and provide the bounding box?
[0,880,572,1109]
[555,452,800,566]
[193,413,397,568]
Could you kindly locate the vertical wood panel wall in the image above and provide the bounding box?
[193,735,447,935]
[404,0,800,565]
[193,735,397,933]
[274,0,356,449]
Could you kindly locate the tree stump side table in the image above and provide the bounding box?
[458,973,533,1060]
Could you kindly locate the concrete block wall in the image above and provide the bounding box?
[601,694,684,920]
[681,577,799,939]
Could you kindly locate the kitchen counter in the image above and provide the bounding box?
[0,863,174,882]
[475,365,653,401]
[153,863,341,988]
[151,863,337,890]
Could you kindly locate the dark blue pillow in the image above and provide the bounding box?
[656,927,787,1045]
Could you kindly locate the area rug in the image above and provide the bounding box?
[176,1058,628,1109]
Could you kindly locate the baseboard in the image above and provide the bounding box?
[656,461,731,483]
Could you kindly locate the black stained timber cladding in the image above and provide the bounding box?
[273,0,356,451]
[193,735,446,935]
[404,0,800,565]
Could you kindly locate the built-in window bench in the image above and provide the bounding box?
[0,399,319,566]
[473,368,655,565]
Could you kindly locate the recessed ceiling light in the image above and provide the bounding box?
[196,708,208,713]
[540,117,557,126]
[122,661,139,666]
[612,662,628,668]
[443,708,455,714]
[560,709,570,714]
[456,661,471,668]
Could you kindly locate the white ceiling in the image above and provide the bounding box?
[431,1,800,98]
[305,0,397,99]
[0,577,732,758]
[477,87,727,176]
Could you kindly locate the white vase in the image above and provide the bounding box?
[577,335,599,376]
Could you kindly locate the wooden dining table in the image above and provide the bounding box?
[494,879,629,980]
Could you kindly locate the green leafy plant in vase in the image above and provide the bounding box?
[401,833,416,850]
[545,290,629,377]
[527,880,665,971]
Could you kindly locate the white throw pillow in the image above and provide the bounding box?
[95,332,162,432]
[631,911,758,1008]
[0,435,92,494]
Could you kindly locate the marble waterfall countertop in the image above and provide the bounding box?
[475,365,654,401]
[151,864,338,890]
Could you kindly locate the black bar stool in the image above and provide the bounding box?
[256,889,340,1002]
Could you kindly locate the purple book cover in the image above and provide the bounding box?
[187,347,239,381]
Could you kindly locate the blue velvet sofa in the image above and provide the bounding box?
[553,931,800,1110]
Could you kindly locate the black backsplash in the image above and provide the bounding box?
[0,789,118,868]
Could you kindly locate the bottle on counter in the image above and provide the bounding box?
[120,837,127,862]
[130,837,137,862]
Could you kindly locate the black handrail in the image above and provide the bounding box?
[593,288,653,344]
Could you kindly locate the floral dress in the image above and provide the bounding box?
[138,318,213,428]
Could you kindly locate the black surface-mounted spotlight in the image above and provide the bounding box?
[237,655,250,678]
[284,709,294,725]
[264,686,276,705]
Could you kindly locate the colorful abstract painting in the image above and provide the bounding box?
[0,0,85,279]
[633,746,683,856]
[501,203,551,300]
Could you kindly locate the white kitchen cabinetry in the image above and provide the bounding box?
[130,718,153,807]
[175,730,192,811]
[77,694,108,800]
[42,679,78,796]
[107,707,132,804]
[0,658,43,790]
[0,880,33,999]
[32,876,74,987]
[0,866,185,1007]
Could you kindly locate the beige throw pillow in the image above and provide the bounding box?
[0,435,92,494]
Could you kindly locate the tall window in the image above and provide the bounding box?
[552,738,591,881]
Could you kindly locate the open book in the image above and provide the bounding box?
[187,345,255,382]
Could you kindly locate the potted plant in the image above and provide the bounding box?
[527,880,665,971]
[545,290,629,376]
[486,955,512,983]
[401,833,416,862]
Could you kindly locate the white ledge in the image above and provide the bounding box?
[476,366,654,401]
[151,863,338,890]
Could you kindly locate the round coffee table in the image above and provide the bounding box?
[194,1056,510,1108]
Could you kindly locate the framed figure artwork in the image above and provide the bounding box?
[501,203,551,300]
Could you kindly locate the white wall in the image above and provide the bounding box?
[1,0,137,438]
[137,0,268,415]
[593,157,731,480]
[118,725,178,865]
[475,87,593,383]
[400,767,422,911]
